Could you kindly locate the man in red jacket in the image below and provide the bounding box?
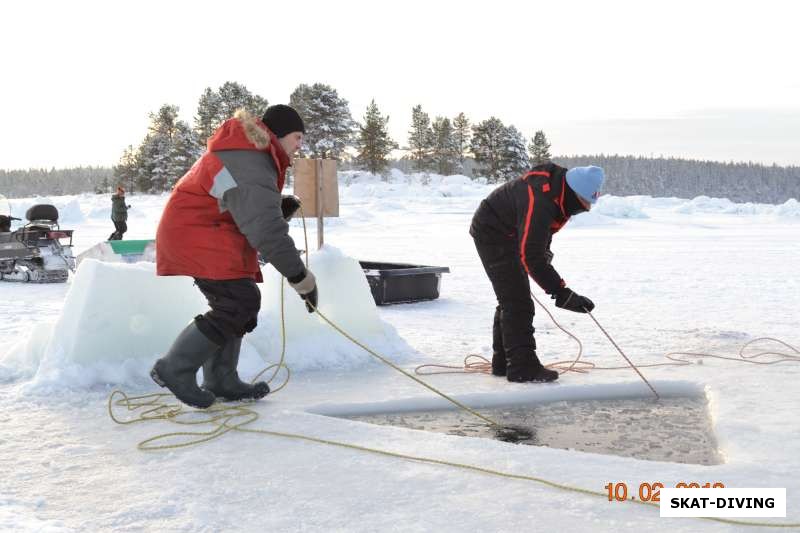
[470,163,604,383]
[151,105,315,408]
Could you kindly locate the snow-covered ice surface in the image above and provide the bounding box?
[1,171,799,532]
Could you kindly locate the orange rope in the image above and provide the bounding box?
[415,292,800,378]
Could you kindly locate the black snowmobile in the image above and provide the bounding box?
[0,201,76,283]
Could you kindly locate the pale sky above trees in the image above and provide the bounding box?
[1,0,798,169]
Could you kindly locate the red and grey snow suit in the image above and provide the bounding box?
[469,162,586,357]
[156,111,306,343]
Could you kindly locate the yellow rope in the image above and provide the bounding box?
[107,390,800,528]
[109,204,497,445]
[229,426,800,529]
[105,207,800,528]
[311,306,497,426]
[249,277,290,393]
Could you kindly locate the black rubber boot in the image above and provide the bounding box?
[506,348,559,383]
[150,321,219,408]
[202,337,270,401]
[491,306,507,376]
[491,352,507,376]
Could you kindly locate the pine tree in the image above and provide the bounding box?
[142,135,170,192]
[98,176,110,194]
[500,126,530,180]
[529,130,552,165]
[356,100,397,176]
[194,82,268,146]
[138,105,177,192]
[452,112,471,172]
[195,88,221,146]
[113,145,140,192]
[431,117,459,175]
[470,117,506,182]
[289,83,355,159]
[408,105,434,172]
[150,105,181,137]
[217,81,269,122]
[126,104,199,192]
[167,123,202,190]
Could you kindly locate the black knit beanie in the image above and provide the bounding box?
[262,105,305,138]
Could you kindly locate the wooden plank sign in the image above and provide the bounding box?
[292,158,339,218]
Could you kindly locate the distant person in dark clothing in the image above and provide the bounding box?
[109,186,130,240]
[470,163,604,383]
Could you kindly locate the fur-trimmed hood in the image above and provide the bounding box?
[207,109,273,152]
[206,108,291,189]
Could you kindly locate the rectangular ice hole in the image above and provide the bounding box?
[342,396,722,465]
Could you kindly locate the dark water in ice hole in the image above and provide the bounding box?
[344,397,722,465]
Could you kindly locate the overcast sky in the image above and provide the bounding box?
[2,0,799,169]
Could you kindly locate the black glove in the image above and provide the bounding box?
[289,269,318,313]
[553,287,594,313]
[544,249,553,265]
[281,195,302,221]
[302,285,318,313]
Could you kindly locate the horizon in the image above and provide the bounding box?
[2,150,799,174]
[2,0,799,169]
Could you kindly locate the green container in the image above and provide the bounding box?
[107,239,155,255]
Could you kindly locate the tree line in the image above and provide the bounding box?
[553,155,800,204]
[4,154,797,204]
[109,80,562,191]
[0,167,111,198]
[1,80,798,203]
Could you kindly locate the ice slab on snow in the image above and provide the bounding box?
[0,259,208,387]
[251,245,413,372]
[47,259,207,365]
[1,246,413,388]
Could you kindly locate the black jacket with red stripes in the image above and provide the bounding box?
[470,162,586,295]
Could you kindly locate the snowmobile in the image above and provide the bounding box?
[0,199,76,283]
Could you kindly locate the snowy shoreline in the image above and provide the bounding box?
[1,170,798,531]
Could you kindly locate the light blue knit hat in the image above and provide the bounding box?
[565,166,605,204]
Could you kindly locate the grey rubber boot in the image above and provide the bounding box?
[202,337,270,401]
[150,321,219,408]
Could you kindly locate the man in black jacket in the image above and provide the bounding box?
[470,162,604,383]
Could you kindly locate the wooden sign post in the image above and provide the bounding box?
[292,159,339,249]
